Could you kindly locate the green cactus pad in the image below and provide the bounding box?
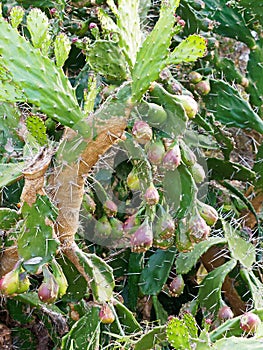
[54,33,71,68]
[167,34,207,65]
[176,237,227,275]
[139,247,176,295]
[10,6,25,29]
[18,195,59,273]
[0,17,89,136]
[198,259,237,317]
[203,0,256,48]
[26,115,47,146]
[0,162,24,188]
[223,221,255,268]
[26,8,49,49]
[74,249,115,302]
[134,325,167,350]
[238,0,263,26]
[61,306,100,350]
[166,317,191,349]
[240,269,263,309]
[0,208,21,230]
[131,0,180,102]
[203,79,263,133]
[111,299,142,334]
[87,40,129,81]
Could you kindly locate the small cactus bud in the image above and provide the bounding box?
[188,71,202,84]
[178,19,186,27]
[218,306,234,321]
[240,312,261,333]
[180,141,197,166]
[169,275,185,297]
[127,170,140,191]
[99,304,115,324]
[132,120,153,145]
[49,8,57,15]
[190,163,206,183]
[0,268,19,295]
[174,95,198,119]
[83,193,96,214]
[89,22,97,30]
[197,201,218,226]
[162,144,181,171]
[103,199,117,217]
[51,260,68,298]
[195,80,211,96]
[146,140,165,165]
[131,219,153,253]
[144,183,159,206]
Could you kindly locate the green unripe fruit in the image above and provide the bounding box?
[16,272,30,294]
[190,163,206,183]
[188,71,202,84]
[146,140,166,165]
[195,80,211,96]
[197,200,218,226]
[174,95,198,119]
[138,102,167,126]
[0,268,19,295]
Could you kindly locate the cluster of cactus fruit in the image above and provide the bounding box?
[0,0,263,348]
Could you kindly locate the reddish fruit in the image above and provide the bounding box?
[89,22,97,29]
[132,120,153,145]
[188,212,211,243]
[162,144,181,171]
[99,304,115,324]
[218,306,234,321]
[197,201,218,226]
[49,8,57,15]
[103,199,117,217]
[38,265,59,303]
[146,140,165,165]
[188,71,202,84]
[169,275,185,297]
[144,184,159,206]
[195,80,211,96]
[240,312,261,333]
[131,220,153,253]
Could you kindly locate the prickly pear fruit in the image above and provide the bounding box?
[180,140,197,166]
[138,102,167,126]
[197,200,218,226]
[195,80,211,96]
[154,211,175,240]
[109,217,124,239]
[83,193,96,214]
[131,219,153,253]
[187,211,211,243]
[162,143,181,171]
[145,140,165,165]
[51,260,68,298]
[169,275,185,297]
[38,265,59,303]
[16,272,30,294]
[188,71,202,84]
[127,169,140,191]
[99,303,115,324]
[174,94,198,119]
[132,120,153,145]
[144,183,159,206]
[123,214,140,234]
[0,268,20,295]
[103,199,118,217]
[218,306,234,321]
[94,216,112,238]
[240,312,261,333]
[190,163,206,183]
[153,236,174,250]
